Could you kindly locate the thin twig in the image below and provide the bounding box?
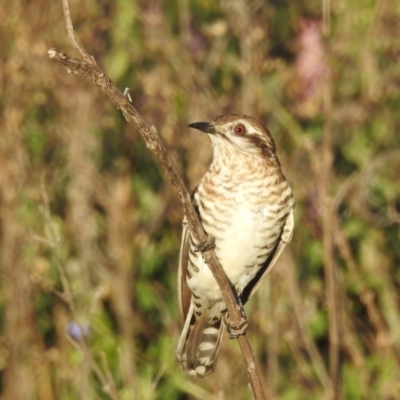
[100,352,120,397]
[49,1,267,399]
[66,334,120,400]
[61,0,93,63]
[150,364,167,392]
[283,254,331,391]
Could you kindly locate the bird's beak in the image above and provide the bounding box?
[188,121,216,134]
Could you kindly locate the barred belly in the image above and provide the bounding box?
[186,176,291,305]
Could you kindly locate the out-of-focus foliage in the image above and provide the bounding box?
[1,1,400,399]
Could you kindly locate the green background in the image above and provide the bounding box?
[1,1,399,399]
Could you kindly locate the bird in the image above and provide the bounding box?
[175,114,294,378]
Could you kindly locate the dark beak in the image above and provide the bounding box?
[188,121,215,134]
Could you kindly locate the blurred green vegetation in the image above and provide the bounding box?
[1,0,400,399]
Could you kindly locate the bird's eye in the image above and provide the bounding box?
[234,124,246,136]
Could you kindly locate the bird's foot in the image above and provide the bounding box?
[194,235,216,252]
[224,306,249,338]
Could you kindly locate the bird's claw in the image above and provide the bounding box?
[224,307,249,338]
[194,236,216,252]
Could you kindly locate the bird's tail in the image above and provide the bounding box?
[175,302,224,378]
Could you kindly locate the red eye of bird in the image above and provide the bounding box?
[234,124,246,136]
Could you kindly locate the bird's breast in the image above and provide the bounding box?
[187,172,292,297]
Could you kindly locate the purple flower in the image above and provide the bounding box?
[67,322,91,340]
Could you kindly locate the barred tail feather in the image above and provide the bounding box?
[175,303,224,378]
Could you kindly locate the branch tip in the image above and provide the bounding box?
[48,48,57,58]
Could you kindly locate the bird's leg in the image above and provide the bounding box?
[224,292,249,338]
[194,232,248,336]
[194,235,216,252]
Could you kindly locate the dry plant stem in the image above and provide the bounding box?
[61,0,92,63]
[47,47,269,400]
[49,2,266,399]
[321,78,342,400]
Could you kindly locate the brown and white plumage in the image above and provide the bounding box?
[176,114,294,378]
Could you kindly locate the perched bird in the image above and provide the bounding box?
[176,114,294,378]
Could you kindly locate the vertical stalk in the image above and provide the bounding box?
[320,66,342,400]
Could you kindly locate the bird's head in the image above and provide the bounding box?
[188,114,278,164]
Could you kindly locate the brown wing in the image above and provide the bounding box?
[241,207,294,304]
[177,216,192,320]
